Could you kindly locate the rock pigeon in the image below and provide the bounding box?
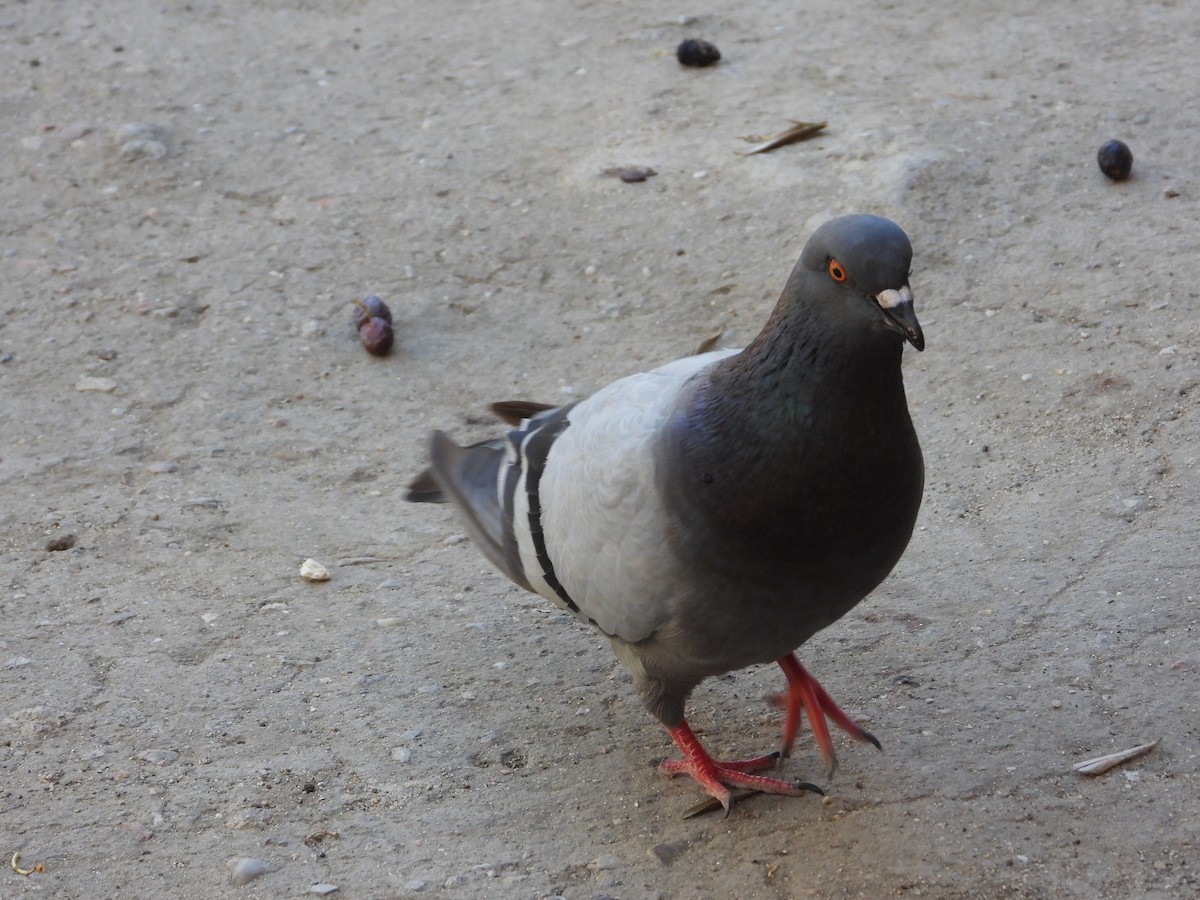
[406,214,925,815]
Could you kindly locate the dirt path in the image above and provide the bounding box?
[2,1,1196,897]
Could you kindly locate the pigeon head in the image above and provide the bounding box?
[798,214,924,351]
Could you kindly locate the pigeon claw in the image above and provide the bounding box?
[663,722,821,818]
[776,653,882,775]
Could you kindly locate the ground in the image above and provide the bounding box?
[2,1,1197,897]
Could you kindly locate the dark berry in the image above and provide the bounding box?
[676,39,721,68]
[1097,140,1133,181]
[352,294,392,328]
[359,317,394,356]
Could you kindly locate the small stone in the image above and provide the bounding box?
[120,139,168,161]
[230,857,270,886]
[376,617,405,627]
[138,748,179,766]
[602,166,657,183]
[76,376,118,393]
[115,122,170,145]
[310,884,339,895]
[5,657,34,668]
[300,558,331,582]
[404,879,427,892]
[1097,139,1133,181]
[391,747,413,763]
[146,461,179,474]
[46,533,77,552]
[676,38,721,68]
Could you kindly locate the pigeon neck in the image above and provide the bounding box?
[717,284,907,420]
[656,281,916,571]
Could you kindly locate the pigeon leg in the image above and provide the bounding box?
[776,653,881,774]
[659,721,821,816]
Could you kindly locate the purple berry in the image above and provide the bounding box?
[676,39,721,68]
[1097,140,1133,181]
[359,317,394,356]
[353,294,392,328]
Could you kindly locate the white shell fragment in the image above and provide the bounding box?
[300,558,331,582]
[76,376,118,393]
[1073,739,1159,776]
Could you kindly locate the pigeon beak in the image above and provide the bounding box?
[875,286,925,351]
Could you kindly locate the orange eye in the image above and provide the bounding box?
[827,259,848,283]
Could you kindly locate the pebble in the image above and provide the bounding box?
[310,884,339,895]
[146,461,179,474]
[138,748,179,766]
[230,857,270,886]
[391,747,413,763]
[46,533,77,551]
[376,617,406,627]
[76,376,118,393]
[601,166,657,183]
[300,558,331,581]
[120,139,168,161]
[5,657,34,668]
[114,122,170,147]
[404,879,427,892]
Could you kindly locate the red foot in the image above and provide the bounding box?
[660,721,821,816]
[775,653,881,774]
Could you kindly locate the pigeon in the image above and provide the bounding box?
[406,214,925,815]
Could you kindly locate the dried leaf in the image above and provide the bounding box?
[737,120,827,156]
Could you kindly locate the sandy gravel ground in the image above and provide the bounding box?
[2,1,1197,897]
